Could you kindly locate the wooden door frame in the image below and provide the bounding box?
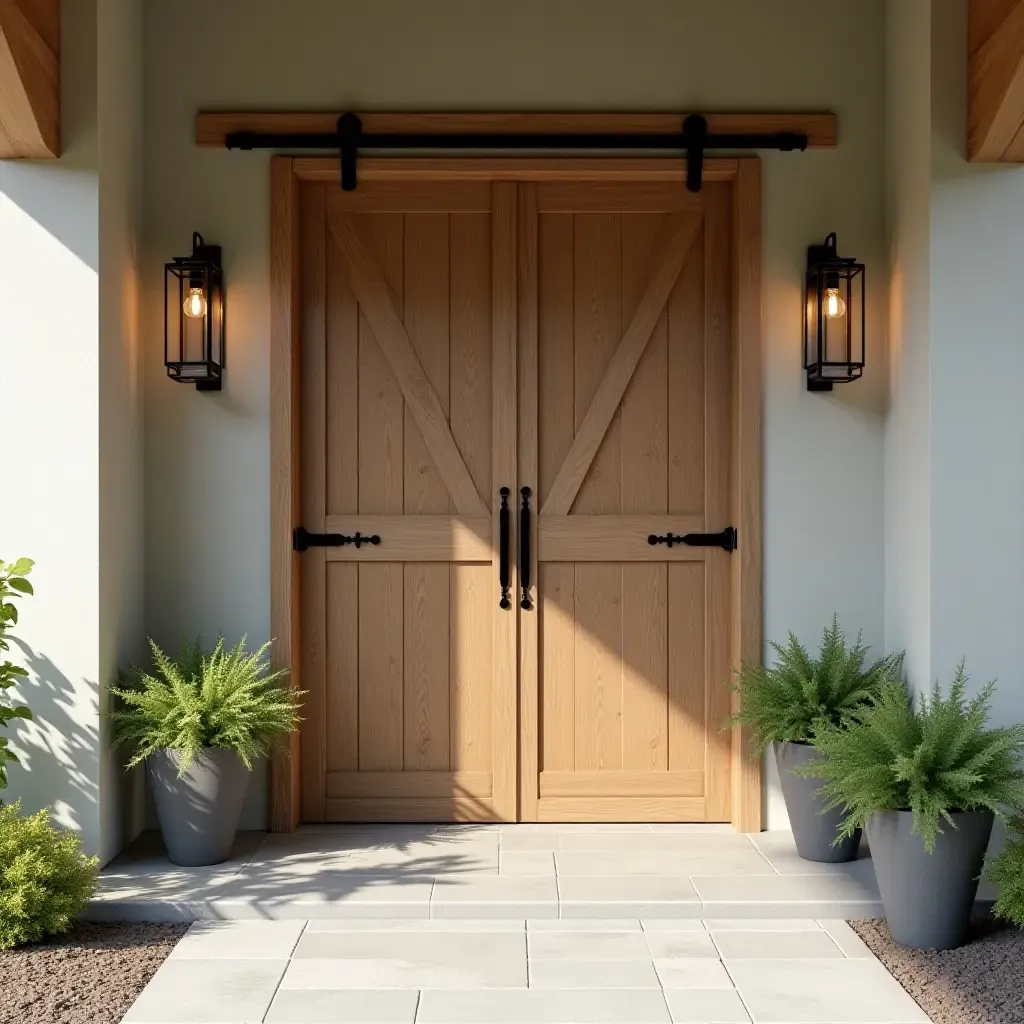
[269,155,762,833]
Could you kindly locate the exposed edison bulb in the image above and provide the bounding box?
[183,286,208,319]
[824,286,846,319]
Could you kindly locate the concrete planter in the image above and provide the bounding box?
[147,747,251,867]
[775,740,861,863]
[866,808,993,950]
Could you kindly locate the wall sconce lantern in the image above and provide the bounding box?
[165,232,224,391]
[804,232,865,391]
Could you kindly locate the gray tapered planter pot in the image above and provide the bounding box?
[866,809,993,950]
[147,747,251,867]
[775,741,861,863]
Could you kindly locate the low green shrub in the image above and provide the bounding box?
[0,801,98,950]
[728,614,903,754]
[110,635,301,774]
[988,817,1024,928]
[801,663,1024,852]
[1,557,34,793]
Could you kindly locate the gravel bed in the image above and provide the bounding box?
[0,922,187,1024]
[852,919,1024,1024]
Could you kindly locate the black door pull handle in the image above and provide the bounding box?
[519,487,533,610]
[648,527,737,552]
[499,488,512,609]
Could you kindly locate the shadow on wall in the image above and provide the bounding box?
[7,640,100,837]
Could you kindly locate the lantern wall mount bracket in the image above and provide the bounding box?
[224,113,808,193]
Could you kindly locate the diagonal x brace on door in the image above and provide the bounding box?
[540,213,703,518]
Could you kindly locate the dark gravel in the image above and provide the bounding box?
[0,922,187,1024]
[852,918,1024,1024]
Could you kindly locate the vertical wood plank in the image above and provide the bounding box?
[269,157,301,832]
[668,220,706,516]
[357,214,405,771]
[621,214,669,772]
[703,183,734,822]
[732,161,763,831]
[491,181,518,820]
[537,213,576,778]
[668,562,706,774]
[451,564,493,771]
[403,214,451,770]
[300,182,327,820]
[573,214,623,773]
[517,183,540,818]
[325,209,359,773]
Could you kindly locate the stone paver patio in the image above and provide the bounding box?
[120,917,930,1023]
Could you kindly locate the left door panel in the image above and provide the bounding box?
[297,180,516,822]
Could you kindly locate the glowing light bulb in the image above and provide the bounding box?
[824,286,846,319]
[183,286,207,319]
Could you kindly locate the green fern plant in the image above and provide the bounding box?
[0,800,98,950]
[110,636,302,774]
[728,614,903,755]
[988,816,1024,928]
[1,557,35,793]
[800,663,1024,852]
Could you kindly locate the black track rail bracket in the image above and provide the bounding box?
[224,112,808,193]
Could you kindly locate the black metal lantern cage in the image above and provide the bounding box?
[165,232,224,391]
[804,232,865,392]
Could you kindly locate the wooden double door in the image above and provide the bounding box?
[297,171,742,823]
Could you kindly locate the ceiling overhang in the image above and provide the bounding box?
[0,0,59,159]
[970,0,1024,160]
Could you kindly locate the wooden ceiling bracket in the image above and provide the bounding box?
[970,0,1024,161]
[200,111,835,193]
[0,0,59,159]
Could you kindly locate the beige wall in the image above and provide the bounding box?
[2,0,144,862]
[142,0,889,828]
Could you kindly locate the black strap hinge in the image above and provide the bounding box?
[293,526,380,552]
[648,526,737,552]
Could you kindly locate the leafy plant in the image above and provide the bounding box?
[988,816,1024,928]
[1,558,34,792]
[728,614,903,755]
[801,663,1024,852]
[110,635,302,774]
[0,800,97,950]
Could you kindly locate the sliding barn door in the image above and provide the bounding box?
[298,181,517,822]
[518,182,735,822]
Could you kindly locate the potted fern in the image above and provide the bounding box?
[730,616,902,862]
[111,636,301,867]
[804,664,1024,949]
[988,816,1024,929]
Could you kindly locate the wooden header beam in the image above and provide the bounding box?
[0,0,59,158]
[970,0,1024,161]
[196,112,837,150]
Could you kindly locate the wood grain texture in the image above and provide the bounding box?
[491,181,519,821]
[295,157,742,183]
[518,183,541,820]
[451,564,493,772]
[538,182,703,213]
[731,161,764,832]
[322,515,491,561]
[537,797,705,822]
[325,797,496,821]
[269,158,302,832]
[331,213,488,517]
[197,111,838,148]
[542,214,701,517]
[538,515,705,561]
[669,563,706,775]
[299,183,327,821]
[327,770,492,799]
[703,182,734,824]
[539,770,702,798]
[326,180,491,213]
[0,0,59,157]
[969,0,1024,160]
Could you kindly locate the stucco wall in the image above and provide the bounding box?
[142,0,890,829]
[1,0,144,863]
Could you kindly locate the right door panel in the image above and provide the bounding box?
[521,181,735,822]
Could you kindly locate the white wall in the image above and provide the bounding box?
[1,0,144,863]
[142,0,891,829]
